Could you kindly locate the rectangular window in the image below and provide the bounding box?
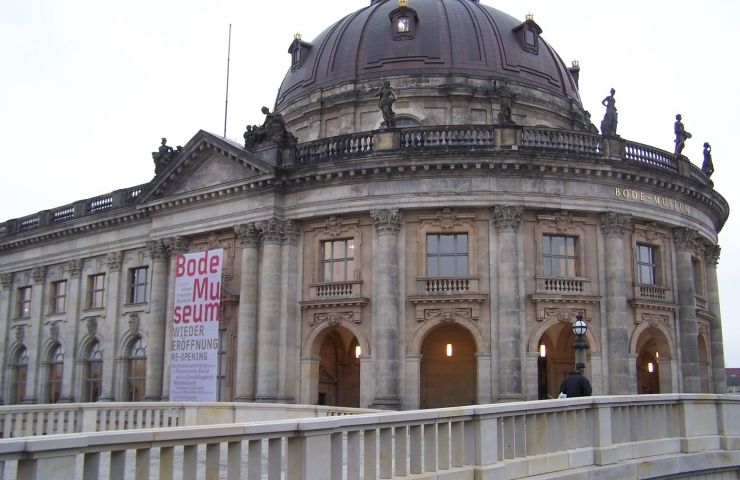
[129,267,148,304]
[51,280,67,314]
[543,235,577,277]
[17,286,31,318]
[88,274,105,309]
[321,239,355,282]
[636,244,657,285]
[426,233,468,277]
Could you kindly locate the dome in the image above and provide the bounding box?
[276,0,580,110]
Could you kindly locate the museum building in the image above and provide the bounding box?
[0,0,729,409]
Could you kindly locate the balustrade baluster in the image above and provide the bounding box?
[364,429,377,479]
[424,423,437,472]
[227,441,242,480]
[183,445,198,480]
[205,443,219,480]
[395,426,408,476]
[347,431,361,480]
[379,427,393,478]
[110,450,126,480]
[438,421,450,470]
[159,446,174,480]
[267,438,282,480]
[247,439,262,480]
[135,448,151,480]
[409,424,423,474]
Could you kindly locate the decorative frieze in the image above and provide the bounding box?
[418,208,475,232]
[67,259,83,278]
[423,308,472,324]
[32,266,48,284]
[539,307,588,323]
[370,209,401,235]
[705,245,721,267]
[672,227,698,251]
[235,223,260,247]
[309,311,357,327]
[0,272,13,290]
[105,252,122,271]
[599,211,631,237]
[493,205,523,231]
[637,312,674,329]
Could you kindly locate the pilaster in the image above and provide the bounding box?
[0,272,13,404]
[24,266,48,403]
[704,244,725,393]
[61,260,82,402]
[673,227,700,392]
[234,223,260,401]
[143,239,170,400]
[99,252,122,401]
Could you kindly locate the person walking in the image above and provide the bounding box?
[558,362,592,398]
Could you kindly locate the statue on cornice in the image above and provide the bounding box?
[377,81,397,128]
[243,106,297,151]
[600,88,618,136]
[496,80,516,125]
[674,114,692,156]
[152,137,181,175]
[702,142,714,178]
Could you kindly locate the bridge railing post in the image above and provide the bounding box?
[593,401,618,465]
[470,413,506,479]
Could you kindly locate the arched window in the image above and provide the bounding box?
[11,347,28,405]
[84,341,103,402]
[126,338,147,401]
[47,344,64,404]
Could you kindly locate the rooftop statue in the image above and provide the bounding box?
[243,107,297,151]
[702,142,715,178]
[674,114,692,156]
[496,80,516,125]
[600,88,618,136]
[377,81,397,128]
[152,137,181,175]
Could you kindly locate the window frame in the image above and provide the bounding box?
[321,238,356,283]
[88,274,105,309]
[51,280,67,314]
[636,243,659,286]
[84,341,103,402]
[425,232,470,277]
[17,286,31,319]
[542,234,578,278]
[12,347,29,405]
[46,344,64,404]
[126,338,147,402]
[128,267,149,304]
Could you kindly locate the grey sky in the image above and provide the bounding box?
[1,1,738,366]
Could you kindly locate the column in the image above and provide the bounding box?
[599,212,631,394]
[0,273,14,404]
[234,223,260,401]
[704,245,726,394]
[161,236,189,399]
[24,267,48,403]
[60,260,82,402]
[369,209,402,409]
[279,221,300,401]
[493,205,524,400]
[255,218,285,401]
[99,252,122,401]
[673,227,700,393]
[144,239,169,400]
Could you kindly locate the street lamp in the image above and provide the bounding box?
[571,312,589,366]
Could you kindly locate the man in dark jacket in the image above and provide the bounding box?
[559,363,592,398]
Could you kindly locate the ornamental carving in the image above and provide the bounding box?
[128,313,140,334]
[599,212,631,237]
[550,211,574,232]
[322,216,343,238]
[698,320,710,337]
[256,218,290,243]
[705,245,721,267]
[32,266,48,284]
[166,236,191,255]
[86,317,98,337]
[309,311,356,326]
[105,252,122,271]
[146,240,169,260]
[436,208,461,231]
[423,308,472,324]
[235,223,260,247]
[539,307,588,323]
[49,321,60,341]
[672,227,698,251]
[493,205,523,231]
[370,209,401,235]
[283,220,299,244]
[643,222,660,242]
[15,325,25,344]
[638,313,673,329]
[67,259,83,278]
[0,272,13,290]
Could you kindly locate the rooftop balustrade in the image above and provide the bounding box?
[0,395,737,479]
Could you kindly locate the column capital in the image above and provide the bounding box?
[705,244,721,267]
[256,217,296,244]
[599,211,631,238]
[105,251,122,271]
[0,272,13,290]
[234,223,260,247]
[492,205,523,231]
[166,236,191,255]
[370,209,402,235]
[32,266,48,284]
[146,239,169,260]
[67,259,83,278]
[672,227,698,252]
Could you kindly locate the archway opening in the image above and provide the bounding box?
[634,326,671,394]
[536,322,585,399]
[420,324,476,408]
[317,327,360,407]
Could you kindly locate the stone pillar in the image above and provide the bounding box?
[0,273,14,404]
[599,212,631,394]
[279,221,300,402]
[99,252,122,401]
[22,267,48,403]
[673,228,700,393]
[60,260,82,402]
[254,218,286,402]
[493,205,524,400]
[369,209,402,409]
[144,239,169,400]
[161,236,189,400]
[234,223,260,401]
[704,245,726,394]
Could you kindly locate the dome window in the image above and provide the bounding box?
[513,14,542,55]
[389,1,418,40]
[288,33,312,70]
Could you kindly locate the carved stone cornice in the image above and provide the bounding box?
[705,244,721,267]
[166,236,191,255]
[32,266,48,284]
[672,227,698,252]
[370,209,401,235]
[146,240,169,260]
[0,272,13,290]
[234,223,260,247]
[599,212,631,238]
[67,259,83,278]
[493,205,523,231]
[105,252,122,271]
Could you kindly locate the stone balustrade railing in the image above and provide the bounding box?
[1,124,714,238]
[419,276,476,294]
[636,284,670,301]
[0,395,738,479]
[540,276,586,294]
[309,281,361,298]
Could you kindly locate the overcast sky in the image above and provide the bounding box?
[1,1,738,367]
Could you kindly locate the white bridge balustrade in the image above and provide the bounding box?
[0,395,738,480]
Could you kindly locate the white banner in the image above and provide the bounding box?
[169,248,223,402]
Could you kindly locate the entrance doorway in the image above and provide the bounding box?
[317,327,360,407]
[536,323,578,399]
[634,326,672,394]
[420,324,476,408]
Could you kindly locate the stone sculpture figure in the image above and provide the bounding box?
[600,88,618,136]
[243,107,297,150]
[152,137,178,175]
[377,81,397,128]
[674,114,692,156]
[496,80,515,124]
[702,142,715,178]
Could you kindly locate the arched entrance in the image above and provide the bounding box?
[634,326,672,394]
[317,327,360,407]
[420,324,476,408]
[536,323,577,399]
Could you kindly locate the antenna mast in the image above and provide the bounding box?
[223,24,232,138]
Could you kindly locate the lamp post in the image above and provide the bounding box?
[571,312,589,366]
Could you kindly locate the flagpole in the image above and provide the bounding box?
[223,24,232,138]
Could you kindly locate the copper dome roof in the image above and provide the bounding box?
[276,0,580,110]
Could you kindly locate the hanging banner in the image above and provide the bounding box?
[169,248,223,402]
